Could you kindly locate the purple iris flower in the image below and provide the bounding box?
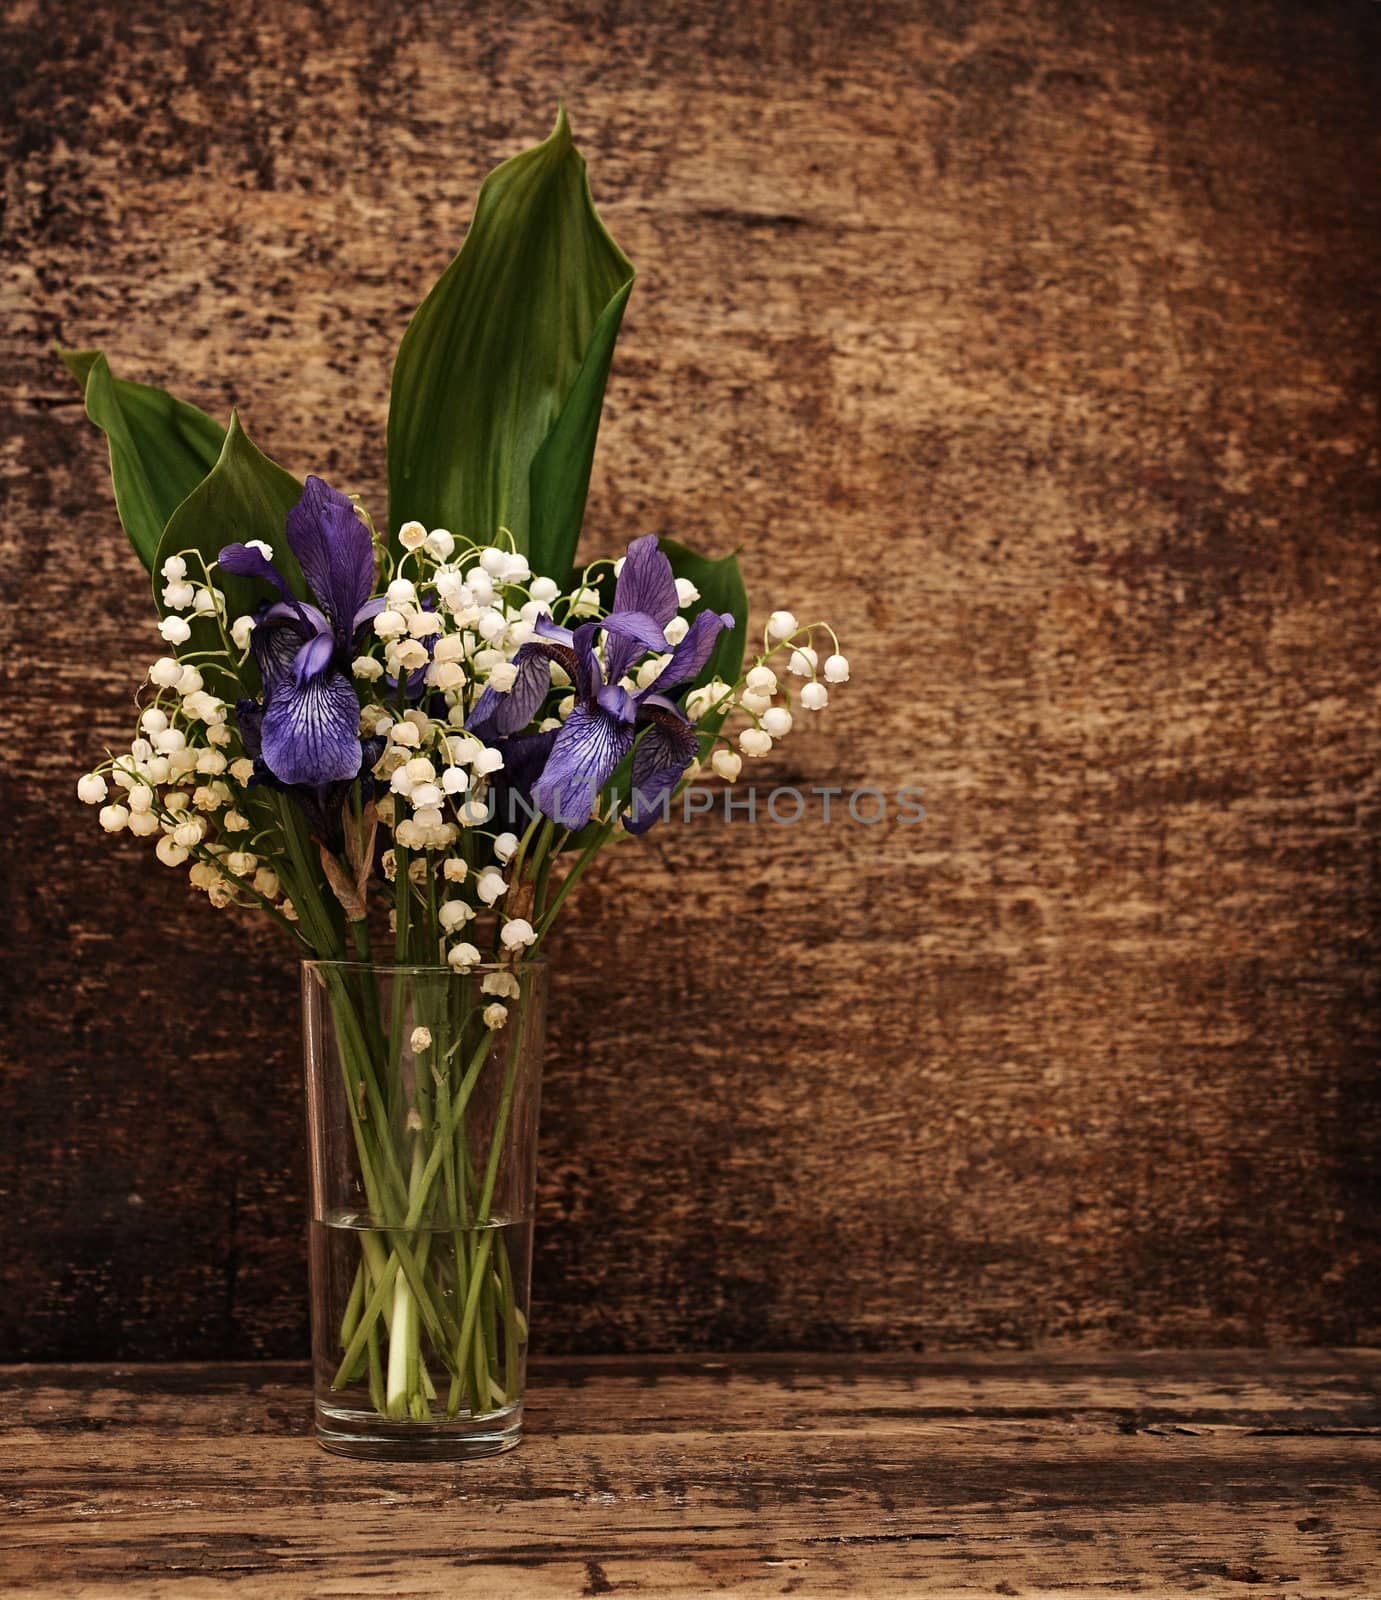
[218,476,384,788]
[468,534,732,833]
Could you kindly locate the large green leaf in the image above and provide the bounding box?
[156,414,305,671]
[662,537,749,715]
[387,108,635,581]
[59,349,226,573]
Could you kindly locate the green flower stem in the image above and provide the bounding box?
[331,1024,497,1389]
[447,1003,527,1416]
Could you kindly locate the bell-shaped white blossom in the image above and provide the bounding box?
[425,528,455,560]
[493,831,518,864]
[739,728,773,757]
[483,1002,509,1030]
[398,520,427,550]
[824,653,850,683]
[800,682,829,710]
[155,834,188,867]
[77,773,108,804]
[476,867,507,905]
[789,646,818,677]
[158,615,192,645]
[762,707,793,738]
[711,748,742,782]
[447,941,482,971]
[767,610,797,641]
[500,918,536,950]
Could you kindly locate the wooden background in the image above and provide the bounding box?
[2,0,1378,1362]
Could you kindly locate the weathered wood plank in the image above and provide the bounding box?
[1,0,1380,1361]
[2,1357,1378,1598]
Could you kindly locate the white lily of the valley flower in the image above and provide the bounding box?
[529,576,559,604]
[745,664,778,694]
[158,615,192,645]
[483,1002,509,1030]
[789,646,818,677]
[711,748,742,782]
[127,810,160,837]
[439,901,474,931]
[767,610,797,641]
[161,555,188,582]
[231,615,256,651]
[476,867,507,905]
[472,747,504,777]
[482,971,521,999]
[150,656,183,687]
[500,918,536,950]
[410,1026,433,1053]
[447,941,482,971]
[162,581,195,609]
[493,831,519,864]
[98,802,129,832]
[739,728,773,757]
[398,520,427,550]
[374,609,407,639]
[425,528,455,560]
[762,707,793,738]
[77,773,108,804]
[664,616,690,646]
[352,655,384,680]
[488,661,519,692]
[824,653,850,683]
[800,682,828,710]
[155,834,188,867]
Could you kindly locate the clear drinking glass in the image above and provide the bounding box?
[302,960,546,1460]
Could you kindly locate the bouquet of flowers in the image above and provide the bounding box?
[67,113,848,1455]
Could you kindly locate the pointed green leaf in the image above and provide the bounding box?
[156,415,305,671]
[59,349,226,572]
[387,109,635,580]
[662,538,749,718]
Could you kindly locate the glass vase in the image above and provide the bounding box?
[302,960,546,1460]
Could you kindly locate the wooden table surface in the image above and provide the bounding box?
[4,1352,1378,1598]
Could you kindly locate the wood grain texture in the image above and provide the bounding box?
[3,1354,1379,1597]
[2,0,1380,1359]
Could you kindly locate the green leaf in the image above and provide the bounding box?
[387,108,635,581]
[59,349,226,572]
[662,537,750,718]
[155,413,305,673]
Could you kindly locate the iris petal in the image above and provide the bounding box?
[285,476,377,648]
[217,543,291,595]
[623,697,699,835]
[612,535,678,628]
[650,608,734,692]
[533,702,636,829]
[259,666,363,787]
[468,640,558,739]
